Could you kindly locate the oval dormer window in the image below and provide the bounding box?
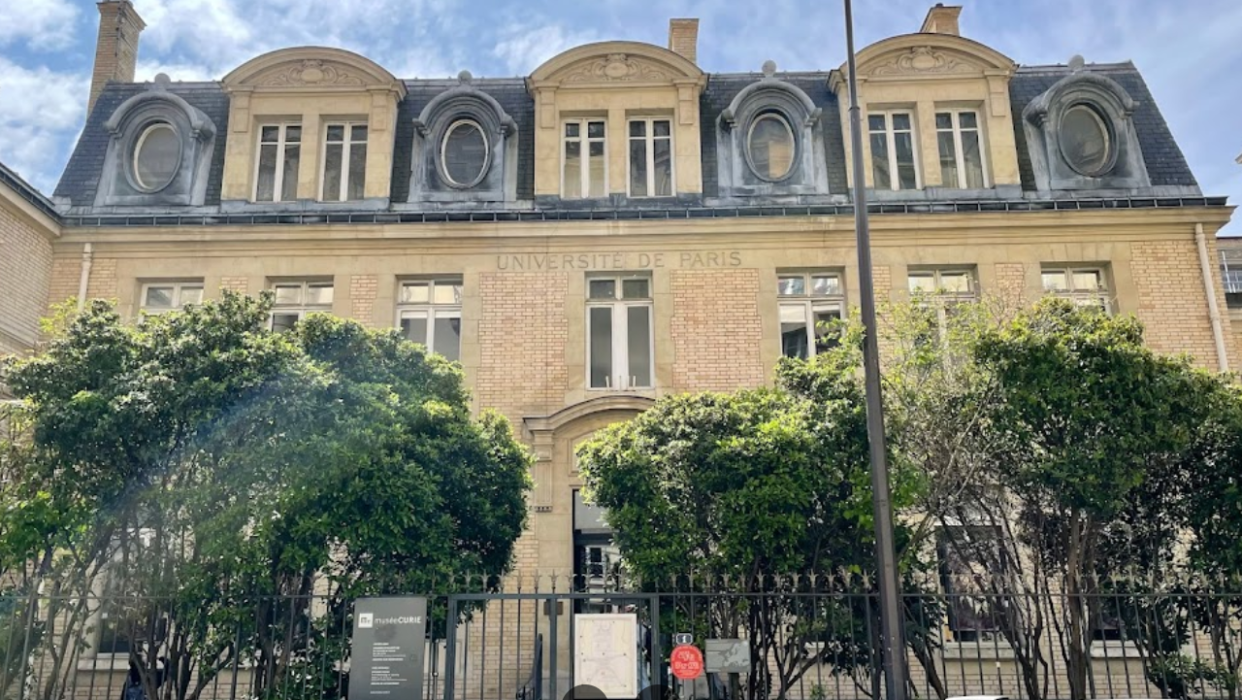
[132,122,181,192]
[746,112,796,182]
[1059,104,1114,177]
[441,119,489,188]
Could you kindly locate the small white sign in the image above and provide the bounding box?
[574,613,638,699]
[674,633,693,646]
[357,612,374,629]
[706,639,750,673]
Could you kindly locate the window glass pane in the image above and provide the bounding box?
[892,113,912,131]
[322,143,343,201]
[629,139,648,197]
[180,286,203,305]
[629,121,645,138]
[894,132,917,190]
[960,112,978,129]
[749,114,796,180]
[778,276,805,296]
[870,133,890,190]
[434,314,462,362]
[565,122,580,138]
[564,141,582,198]
[627,306,652,387]
[589,307,613,388]
[256,144,277,202]
[347,143,367,200]
[272,313,300,333]
[935,113,953,129]
[588,141,606,198]
[326,124,345,142]
[261,125,280,143]
[400,312,428,345]
[351,125,368,142]
[621,279,649,299]
[814,307,843,352]
[961,131,984,189]
[144,286,174,308]
[401,282,430,304]
[1042,271,1068,291]
[1061,105,1111,175]
[306,284,334,305]
[653,137,672,197]
[780,304,809,359]
[868,114,886,132]
[281,144,300,201]
[444,121,488,185]
[588,279,616,299]
[908,274,936,293]
[937,131,959,188]
[940,272,971,294]
[587,121,605,139]
[134,124,180,191]
[433,282,462,305]
[274,285,302,305]
[811,275,840,296]
[284,125,301,143]
[654,120,671,137]
[1073,270,1103,291]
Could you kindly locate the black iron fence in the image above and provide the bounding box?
[1,572,1240,700]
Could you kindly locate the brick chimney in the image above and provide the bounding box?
[919,3,962,36]
[668,18,699,64]
[88,0,146,117]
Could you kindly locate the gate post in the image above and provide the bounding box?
[444,597,458,700]
[549,598,558,700]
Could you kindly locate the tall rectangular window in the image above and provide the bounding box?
[936,111,986,189]
[397,278,462,362]
[778,272,845,359]
[937,525,1004,642]
[1042,265,1111,313]
[908,268,977,340]
[255,123,301,202]
[627,118,673,197]
[563,120,607,199]
[140,281,204,313]
[269,280,333,332]
[587,275,653,389]
[321,122,368,201]
[868,111,919,190]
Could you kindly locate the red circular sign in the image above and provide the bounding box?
[671,644,704,680]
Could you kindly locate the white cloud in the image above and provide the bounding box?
[0,58,89,192]
[492,22,603,75]
[0,0,80,50]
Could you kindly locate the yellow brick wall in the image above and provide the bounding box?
[219,275,249,293]
[85,258,118,301]
[0,205,53,355]
[1130,240,1228,369]
[349,274,378,327]
[670,268,764,391]
[995,262,1026,308]
[476,272,568,423]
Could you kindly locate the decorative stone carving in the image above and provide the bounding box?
[868,47,977,76]
[254,59,367,88]
[559,53,676,84]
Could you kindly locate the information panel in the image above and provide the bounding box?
[350,597,429,700]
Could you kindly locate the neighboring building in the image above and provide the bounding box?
[0,162,59,396]
[7,0,1239,694]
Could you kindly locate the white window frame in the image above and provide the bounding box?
[319,121,368,202]
[395,278,463,360]
[139,281,204,313]
[626,117,674,198]
[777,271,846,360]
[269,280,334,331]
[562,118,607,199]
[868,110,921,191]
[907,268,978,337]
[1041,265,1112,313]
[254,122,301,203]
[586,274,654,390]
[935,110,989,189]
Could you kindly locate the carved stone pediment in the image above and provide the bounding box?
[558,53,677,84]
[248,59,368,88]
[866,47,979,77]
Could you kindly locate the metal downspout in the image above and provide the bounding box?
[1195,223,1230,372]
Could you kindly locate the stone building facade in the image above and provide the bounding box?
[0,163,59,395]
[2,1,1238,695]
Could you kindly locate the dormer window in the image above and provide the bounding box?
[564,120,607,199]
[935,111,986,189]
[442,119,489,188]
[255,123,301,203]
[627,118,673,197]
[869,111,919,190]
[1059,103,1113,177]
[132,122,181,192]
[747,113,796,181]
[322,122,367,201]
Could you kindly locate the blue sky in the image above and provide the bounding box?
[1,0,1238,232]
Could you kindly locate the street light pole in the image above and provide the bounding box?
[842,1,908,699]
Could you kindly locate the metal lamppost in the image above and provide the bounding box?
[842,1,908,699]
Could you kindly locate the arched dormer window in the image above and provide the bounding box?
[95,75,216,207]
[717,61,827,198]
[1022,59,1150,191]
[409,71,518,204]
